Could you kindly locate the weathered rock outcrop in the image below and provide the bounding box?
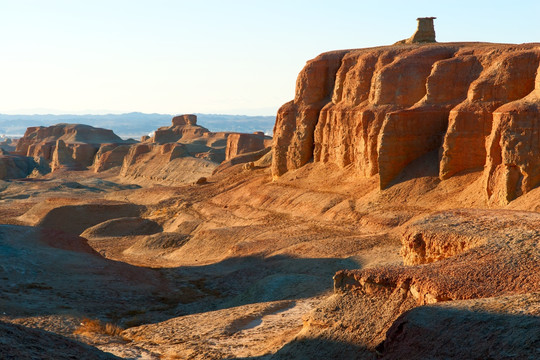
[117,115,271,183]
[93,143,132,172]
[396,17,437,44]
[152,114,210,144]
[335,209,540,305]
[0,154,43,179]
[15,124,128,172]
[378,293,540,359]
[272,43,540,204]
[119,143,217,185]
[16,123,123,157]
[225,132,269,160]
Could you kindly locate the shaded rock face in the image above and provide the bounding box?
[0,320,119,360]
[225,132,269,160]
[272,43,540,204]
[379,293,540,360]
[0,155,42,179]
[51,139,98,171]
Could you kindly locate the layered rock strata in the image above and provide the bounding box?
[272,43,540,204]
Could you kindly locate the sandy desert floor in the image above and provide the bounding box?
[0,160,538,359]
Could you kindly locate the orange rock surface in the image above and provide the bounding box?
[225,132,268,161]
[272,43,540,204]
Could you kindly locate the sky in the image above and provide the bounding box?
[0,0,539,116]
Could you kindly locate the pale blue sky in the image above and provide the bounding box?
[1,0,538,116]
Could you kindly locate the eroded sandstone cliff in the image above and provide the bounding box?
[272,43,540,205]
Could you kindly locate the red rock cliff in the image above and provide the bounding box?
[272,43,540,204]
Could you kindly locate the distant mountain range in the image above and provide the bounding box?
[0,112,276,139]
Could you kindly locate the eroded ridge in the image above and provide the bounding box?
[334,209,540,305]
[272,43,540,204]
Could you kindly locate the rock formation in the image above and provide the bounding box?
[272,43,540,204]
[15,124,128,172]
[93,143,132,172]
[398,17,436,44]
[0,154,45,179]
[334,209,540,304]
[152,114,210,144]
[0,136,15,152]
[119,143,217,185]
[117,115,271,183]
[225,132,269,160]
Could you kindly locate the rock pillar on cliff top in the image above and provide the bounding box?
[408,17,436,43]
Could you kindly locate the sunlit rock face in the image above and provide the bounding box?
[272,43,540,204]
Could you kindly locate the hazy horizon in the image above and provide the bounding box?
[1,0,539,116]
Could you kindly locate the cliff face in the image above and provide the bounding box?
[272,43,540,204]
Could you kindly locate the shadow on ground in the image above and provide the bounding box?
[230,337,375,360]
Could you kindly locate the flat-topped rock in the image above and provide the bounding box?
[272,43,540,204]
[172,114,198,126]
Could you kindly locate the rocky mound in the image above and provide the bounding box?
[152,114,209,144]
[0,225,165,323]
[0,320,119,360]
[335,209,539,303]
[16,123,124,157]
[18,198,145,235]
[378,293,540,359]
[272,43,540,205]
[81,217,162,238]
[119,142,218,185]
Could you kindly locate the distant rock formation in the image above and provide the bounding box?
[116,115,236,183]
[225,132,270,161]
[272,43,540,205]
[9,115,272,182]
[171,114,198,126]
[92,143,132,172]
[15,123,128,173]
[0,137,15,152]
[0,154,44,179]
[152,114,210,144]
